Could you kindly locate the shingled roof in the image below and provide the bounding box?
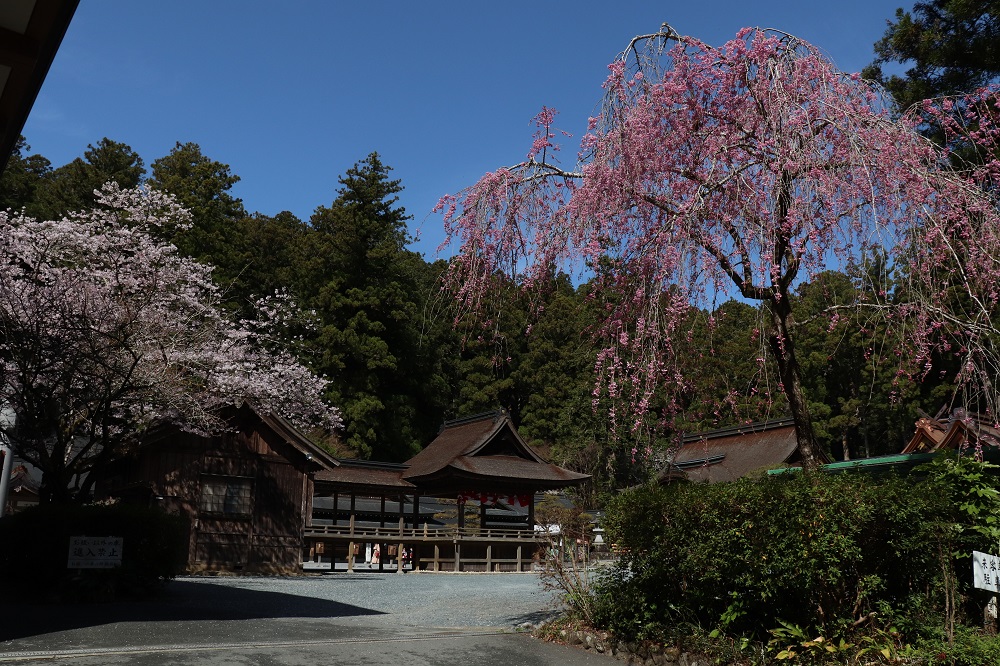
[401,412,589,493]
[662,418,811,484]
[314,459,415,494]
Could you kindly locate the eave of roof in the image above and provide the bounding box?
[0,0,79,174]
[682,417,796,444]
[314,459,414,490]
[401,412,586,490]
[402,412,504,479]
[130,403,339,472]
[409,464,589,494]
[253,407,339,470]
[449,455,590,484]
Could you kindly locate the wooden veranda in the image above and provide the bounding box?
[304,522,542,573]
[303,412,589,572]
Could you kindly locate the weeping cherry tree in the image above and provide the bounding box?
[437,24,1000,470]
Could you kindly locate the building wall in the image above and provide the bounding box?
[101,411,311,573]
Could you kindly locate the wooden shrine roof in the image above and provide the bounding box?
[315,460,414,493]
[902,409,1000,454]
[661,418,816,484]
[401,412,589,493]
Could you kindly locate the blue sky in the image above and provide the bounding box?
[23,1,908,258]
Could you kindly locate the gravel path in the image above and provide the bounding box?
[177,572,562,629]
[0,572,590,665]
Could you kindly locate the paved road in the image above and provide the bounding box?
[0,573,613,665]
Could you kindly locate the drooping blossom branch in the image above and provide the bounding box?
[438,24,1000,469]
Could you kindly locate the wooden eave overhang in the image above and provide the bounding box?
[314,459,414,495]
[406,464,590,495]
[252,406,339,471]
[0,0,78,174]
[125,403,339,473]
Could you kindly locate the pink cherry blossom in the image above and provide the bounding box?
[0,183,341,501]
[439,25,1000,469]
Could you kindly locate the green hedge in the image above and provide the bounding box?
[592,463,995,642]
[0,503,188,601]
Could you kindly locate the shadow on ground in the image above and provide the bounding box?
[508,609,561,626]
[0,578,383,642]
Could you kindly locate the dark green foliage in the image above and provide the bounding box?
[916,625,1000,666]
[29,138,145,219]
[515,274,600,446]
[233,211,312,297]
[217,210,322,320]
[147,142,247,290]
[866,1,1000,111]
[443,272,655,500]
[793,269,957,459]
[0,504,187,601]
[447,271,534,423]
[0,136,52,215]
[594,472,948,641]
[667,267,962,461]
[674,299,784,431]
[594,456,1000,662]
[308,153,448,460]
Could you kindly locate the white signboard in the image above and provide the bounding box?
[973,550,1000,592]
[68,536,123,569]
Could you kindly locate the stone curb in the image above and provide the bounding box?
[531,626,705,666]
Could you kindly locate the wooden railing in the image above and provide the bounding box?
[303,524,541,542]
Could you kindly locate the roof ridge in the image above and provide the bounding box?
[682,417,795,443]
[336,458,410,470]
[440,410,503,431]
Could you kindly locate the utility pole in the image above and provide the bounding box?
[0,406,15,518]
[0,443,12,518]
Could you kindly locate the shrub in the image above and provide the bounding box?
[0,503,188,601]
[593,471,949,640]
[916,625,1000,666]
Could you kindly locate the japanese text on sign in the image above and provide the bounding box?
[67,536,123,569]
[973,550,1000,592]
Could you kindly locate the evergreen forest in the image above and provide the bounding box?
[0,135,960,505]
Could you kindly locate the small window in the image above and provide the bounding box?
[199,477,252,516]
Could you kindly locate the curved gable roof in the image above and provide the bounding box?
[901,410,1000,454]
[401,412,588,491]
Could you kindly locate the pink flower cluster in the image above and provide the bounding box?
[438,24,1000,436]
[0,184,341,489]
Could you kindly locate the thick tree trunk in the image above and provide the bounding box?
[40,471,74,503]
[767,296,824,471]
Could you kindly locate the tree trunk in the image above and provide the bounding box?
[40,470,74,503]
[766,296,824,471]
